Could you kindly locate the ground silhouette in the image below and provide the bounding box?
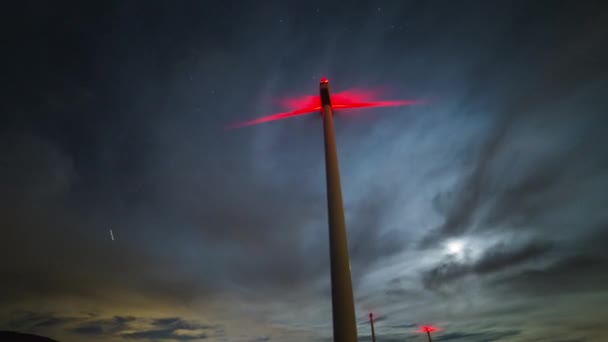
[0,331,60,342]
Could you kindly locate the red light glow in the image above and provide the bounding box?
[227,89,423,129]
[418,325,440,333]
[320,77,329,83]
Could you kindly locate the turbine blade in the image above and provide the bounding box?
[226,107,321,129]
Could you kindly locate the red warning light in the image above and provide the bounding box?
[320,77,329,83]
[418,325,440,333]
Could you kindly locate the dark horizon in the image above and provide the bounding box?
[0,330,60,342]
[2,1,608,341]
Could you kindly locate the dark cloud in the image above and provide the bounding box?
[150,317,218,331]
[71,325,103,335]
[119,317,222,341]
[422,241,552,289]
[371,315,387,323]
[384,288,413,298]
[3,312,223,342]
[346,335,407,342]
[421,4,608,247]
[493,254,608,296]
[70,316,136,336]
[5,312,79,332]
[473,242,552,274]
[435,330,520,342]
[425,92,608,247]
[121,330,207,341]
[0,129,403,307]
[347,188,408,279]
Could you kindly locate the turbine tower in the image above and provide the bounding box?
[229,78,421,342]
[369,313,377,342]
[320,77,358,342]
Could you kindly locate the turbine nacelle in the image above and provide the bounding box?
[320,77,331,109]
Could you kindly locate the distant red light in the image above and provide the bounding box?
[418,325,439,333]
[320,77,329,83]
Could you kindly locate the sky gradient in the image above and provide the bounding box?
[2,1,608,341]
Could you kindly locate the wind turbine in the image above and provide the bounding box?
[419,325,440,342]
[229,78,421,341]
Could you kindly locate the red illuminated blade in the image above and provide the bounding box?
[226,107,321,129]
[332,100,422,110]
[227,88,423,129]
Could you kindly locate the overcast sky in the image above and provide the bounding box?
[2,1,608,341]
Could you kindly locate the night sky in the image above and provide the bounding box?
[2,1,608,342]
